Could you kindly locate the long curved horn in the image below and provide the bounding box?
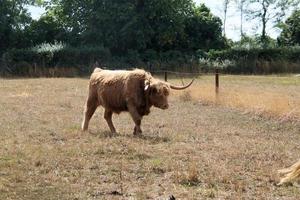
[170,79,194,90]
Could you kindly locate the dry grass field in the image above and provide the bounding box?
[0,75,300,199]
[173,75,300,121]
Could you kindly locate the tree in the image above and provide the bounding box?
[47,0,224,52]
[246,0,294,46]
[0,0,227,54]
[235,0,247,38]
[183,4,226,51]
[25,14,67,45]
[278,10,300,46]
[223,0,231,37]
[234,34,276,48]
[0,0,34,53]
[48,0,189,51]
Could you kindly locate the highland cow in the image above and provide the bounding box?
[81,68,194,135]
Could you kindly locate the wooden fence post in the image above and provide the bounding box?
[164,71,168,82]
[215,68,219,93]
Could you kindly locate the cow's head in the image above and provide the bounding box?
[144,78,194,110]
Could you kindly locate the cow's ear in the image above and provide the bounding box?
[144,80,150,91]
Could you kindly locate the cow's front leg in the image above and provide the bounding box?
[104,109,116,134]
[128,104,143,136]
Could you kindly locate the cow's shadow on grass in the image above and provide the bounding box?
[88,130,170,144]
[88,130,120,138]
[124,133,171,144]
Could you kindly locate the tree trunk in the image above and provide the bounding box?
[223,0,230,37]
[261,0,268,45]
[240,1,243,38]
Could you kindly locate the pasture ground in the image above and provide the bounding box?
[0,75,299,199]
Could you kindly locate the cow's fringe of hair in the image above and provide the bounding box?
[278,160,300,186]
[93,67,102,73]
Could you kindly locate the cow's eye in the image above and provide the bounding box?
[151,87,157,94]
[163,88,169,96]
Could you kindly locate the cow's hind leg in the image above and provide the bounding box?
[104,109,116,134]
[81,95,97,131]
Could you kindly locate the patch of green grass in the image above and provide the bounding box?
[128,152,151,160]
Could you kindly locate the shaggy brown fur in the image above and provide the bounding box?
[81,68,193,135]
[278,160,300,186]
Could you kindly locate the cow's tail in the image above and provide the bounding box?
[278,160,300,185]
[93,67,102,73]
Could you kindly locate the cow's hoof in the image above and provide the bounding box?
[133,131,142,137]
[133,126,142,136]
[133,133,142,137]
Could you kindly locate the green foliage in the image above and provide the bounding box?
[31,41,66,53]
[181,4,226,51]
[245,0,295,46]
[1,43,203,76]
[0,0,33,53]
[1,45,111,75]
[24,15,67,46]
[208,47,300,73]
[2,1,300,76]
[2,44,300,75]
[44,1,224,52]
[233,35,278,48]
[278,10,300,46]
[198,57,236,72]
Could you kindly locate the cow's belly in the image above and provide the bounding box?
[103,98,128,113]
[97,85,128,113]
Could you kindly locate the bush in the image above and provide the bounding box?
[1,45,111,76]
[1,45,300,76]
[208,47,300,74]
